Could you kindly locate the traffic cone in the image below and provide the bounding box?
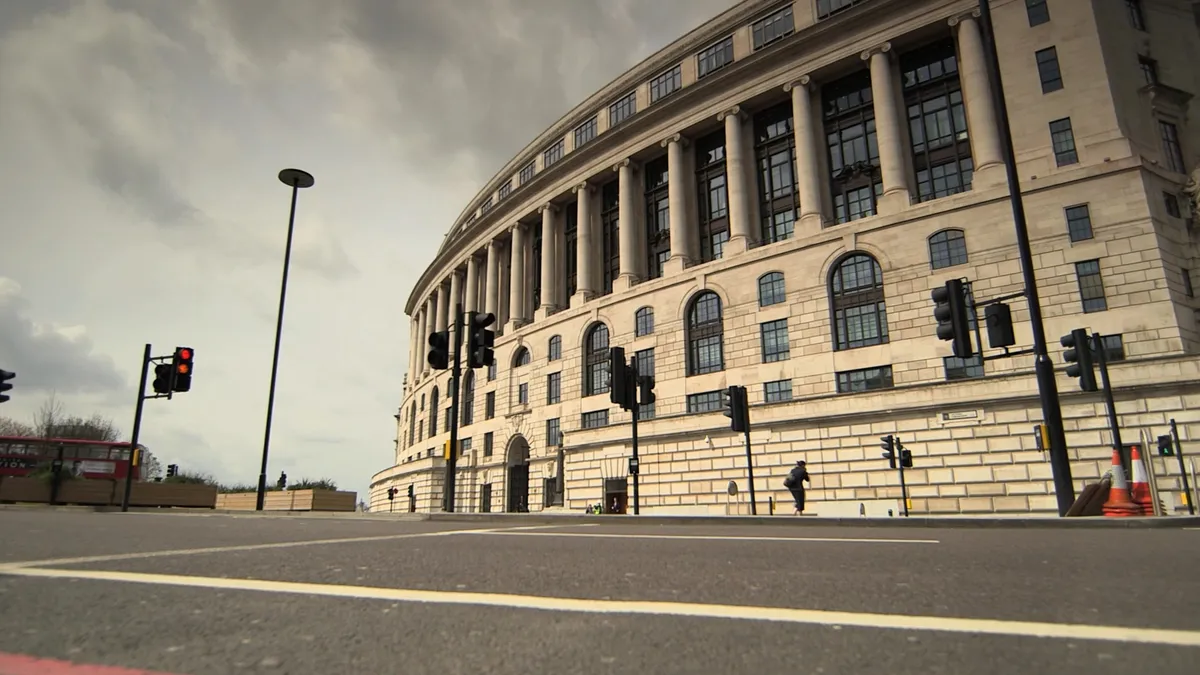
[1102,449,1141,517]
[1129,445,1155,516]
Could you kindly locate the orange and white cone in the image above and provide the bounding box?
[1129,445,1155,516]
[1102,449,1141,517]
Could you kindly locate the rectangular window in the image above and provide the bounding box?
[818,0,866,20]
[543,139,564,169]
[547,372,561,404]
[836,366,894,393]
[1049,118,1078,166]
[754,101,797,244]
[609,92,636,127]
[824,70,882,224]
[1165,192,1181,218]
[485,391,495,419]
[574,116,597,149]
[484,432,494,457]
[480,196,494,215]
[1094,335,1126,362]
[546,418,560,447]
[1026,0,1050,26]
[764,379,792,403]
[686,391,723,414]
[1159,121,1186,174]
[1075,259,1108,313]
[644,156,670,279]
[1184,268,1195,297]
[1138,56,1159,85]
[697,37,733,79]
[1126,0,1145,31]
[518,382,529,405]
[903,39,974,204]
[459,437,471,458]
[752,5,793,50]
[760,319,790,363]
[1035,47,1063,93]
[563,203,578,298]
[943,354,984,381]
[1065,204,1093,242]
[695,131,729,262]
[634,348,655,421]
[487,359,497,381]
[582,410,608,429]
[519,161,535,185]
[498,181,512,201]
[649,65,682,103]
[600,181,620,295]
[444,407,452,432]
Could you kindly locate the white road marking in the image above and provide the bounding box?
[0,524,581,570]
[2,566,1196,648]
[470,531,938,545]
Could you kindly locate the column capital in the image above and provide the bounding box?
[948,8,981,27]
[572,181,594,195]
[660,133,689,149]
[860,42,892,62]
[783,75,812,93]
[510,222,524,235]
[716,105,743,122]
[539,202,559,215]
[612,158,639,173]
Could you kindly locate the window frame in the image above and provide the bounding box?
[686,291,725,376]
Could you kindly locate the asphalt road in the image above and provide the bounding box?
[0,510,1197,674]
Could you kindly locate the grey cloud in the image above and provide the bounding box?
[0,281,126,395]
[195,0,738,181]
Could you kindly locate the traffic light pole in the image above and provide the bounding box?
[120,343,152,513]
[1169,419,1195,515]
[628,358,641,516]
[442,304,466,512]
[1092,332,1125,470]
[978,0,1073,515]
[896,436,909,518]
[742,423,757,516]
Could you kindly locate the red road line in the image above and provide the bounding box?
[0,652,182,675]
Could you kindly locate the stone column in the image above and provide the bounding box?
[571,182,596,307]
[435,283,449,333]
[485,240,499,319]
[784,76,825,234]
[861,43,911,214]
[537,203,559,319]
[506,224,525,332]
[662,134,692,275]
[408,318,418,385]
[717,106,753,255]
[420,301,431,375]
[951,10,1004,186]
[465,255,480,313]
[614,159,640,291]
[448,269,462,336]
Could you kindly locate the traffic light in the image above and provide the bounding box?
[465,312,496,369]
[407,484,415,499]
[278,471,288,490]
[1060,329,1097,392]
[166,464,178,478]
[1158,434,1174,456]
[881,434,896,469]
[609,347,634,410]
[0,369,14,404]
[152,364,173,394]
[427,330,450,370]
[901,448,913,469]
[984,302,1016,349]
[172,347,194,392]
[387,486,397,501]
[722,385,749,433]
[931,279,973,359]
[638,375,656,407]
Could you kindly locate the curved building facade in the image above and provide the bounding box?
[373,0,1200,516]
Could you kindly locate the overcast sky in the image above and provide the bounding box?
[0,0,736,497]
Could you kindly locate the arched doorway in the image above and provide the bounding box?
[506,435,531,513]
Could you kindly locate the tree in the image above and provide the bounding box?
[139,447,163,482]
[33,393,121,442]
[0,416,35,437]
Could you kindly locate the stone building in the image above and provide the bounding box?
[371,0,1200,516]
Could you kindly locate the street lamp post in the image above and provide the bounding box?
[256,168,315,511]
[555,431,565,507]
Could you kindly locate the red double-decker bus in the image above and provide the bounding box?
[0,435,140,481]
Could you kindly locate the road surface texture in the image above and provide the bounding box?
[0,510,1197,674]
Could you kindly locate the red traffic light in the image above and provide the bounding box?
[178,348,193,360]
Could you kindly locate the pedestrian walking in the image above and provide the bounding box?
[783,460,811,514]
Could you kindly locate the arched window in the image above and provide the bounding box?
[408,402,417,447]
[758,272,786,307]
[429,386,440,436]
[830,253,889,351]
[928,229,967,269]
[461,371,475,427]
[548,335,562,361]
[583,323,611,396]
[635,307,655,337]
[512,347,531,368]
[686,291,724,375]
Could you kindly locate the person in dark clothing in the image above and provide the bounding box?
[783,461,811,514]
